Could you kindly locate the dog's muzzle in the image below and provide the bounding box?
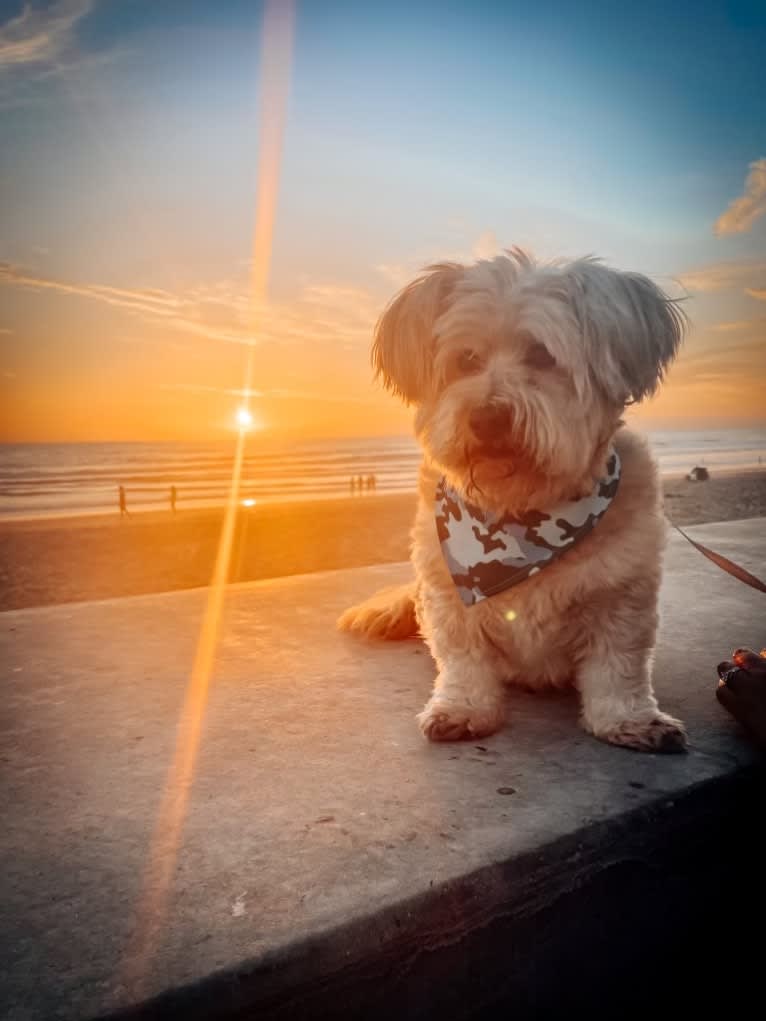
[469,403,514,447]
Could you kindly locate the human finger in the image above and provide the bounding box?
[732,647,766,672]
[717,660,743,691]
[716,661,764,696]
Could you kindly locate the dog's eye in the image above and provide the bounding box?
[523,339,556,371]
[457,349,482,373]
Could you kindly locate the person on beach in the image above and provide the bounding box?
[717,647,766,749]
[170,485,177,514]
[118,485,130,517]
[350,477,356,494]
[357,474,365,493]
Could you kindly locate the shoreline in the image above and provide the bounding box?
[1,473,765,612]
[2,465,766,529]
[0,489,412,531]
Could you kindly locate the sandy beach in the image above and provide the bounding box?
[1,471,765,611]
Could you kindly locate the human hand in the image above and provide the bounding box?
[716,647,766,749]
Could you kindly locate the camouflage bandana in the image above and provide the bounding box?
[435,450,621,606]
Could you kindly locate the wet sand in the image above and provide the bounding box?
[1,472,765,611]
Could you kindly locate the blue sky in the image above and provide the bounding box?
[0,0,764,439]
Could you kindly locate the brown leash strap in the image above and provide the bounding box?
[671,522,766,595]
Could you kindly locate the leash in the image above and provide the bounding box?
[669,519,766,595]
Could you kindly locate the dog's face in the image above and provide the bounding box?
[373,250,684,509]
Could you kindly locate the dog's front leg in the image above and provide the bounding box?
[417,651,507,741]
[577,601,687,753]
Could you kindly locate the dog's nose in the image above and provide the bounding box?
[469,403,513,443]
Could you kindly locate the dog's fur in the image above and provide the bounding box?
[338,249,687,752]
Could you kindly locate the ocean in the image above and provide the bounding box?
[0,429,764,520]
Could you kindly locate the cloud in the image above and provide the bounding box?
[677,260,766,293]
[159,383,264,398]
[0,261,379,350]
[0,2,122,112]
[745,288,766,302]
[709,321,751,333]
[158,382,371,405]
[0,260,185,317]
[714,158,766,236]
[673,319,766,378]
[656,310,766,411]
[707,317,766,336]
[0,0,92,69]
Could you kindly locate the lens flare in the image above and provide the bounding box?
[242,498,256,507]
[120,0,295,1000]
[504,609,517,622]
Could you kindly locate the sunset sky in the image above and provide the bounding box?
[1,0,765,442]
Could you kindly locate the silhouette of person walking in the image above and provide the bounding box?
[357,474,365,493]
[350,476,356,494]
[170,485,177,513]
[118,485,130,517]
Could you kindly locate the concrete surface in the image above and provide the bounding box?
[1,519,765,1020]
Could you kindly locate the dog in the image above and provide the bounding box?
[338,249,687,753]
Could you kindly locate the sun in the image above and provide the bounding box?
[235,407,254,429]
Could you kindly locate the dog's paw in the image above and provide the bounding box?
[417,698,505,742]
[592,711,687,754]
[337,585,418,641]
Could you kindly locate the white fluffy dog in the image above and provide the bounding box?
[339,249,687,753]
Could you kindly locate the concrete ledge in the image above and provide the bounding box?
[1,519,765,1020]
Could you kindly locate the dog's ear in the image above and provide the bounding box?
[562,259,686,404]
[372,262,463,404]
